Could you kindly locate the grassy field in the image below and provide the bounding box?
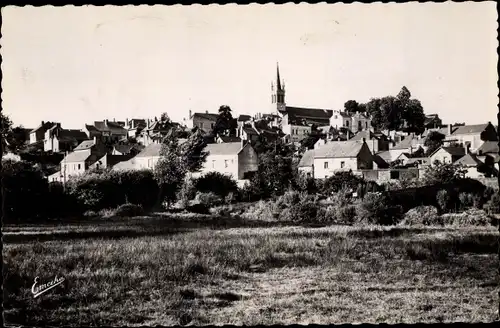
[3,214,499,326]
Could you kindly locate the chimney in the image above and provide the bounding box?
[126,118,129,127]
[240,138,245,149]
[189,110,192,118]
[448,124,452,136]
[206,110,208,114]
[93,136,97,144]
[105,119,109,125]
[362,137,366,143]
[113,118,116,122]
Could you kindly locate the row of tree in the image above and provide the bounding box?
[343,86,426,134]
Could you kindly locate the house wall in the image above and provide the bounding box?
[313,157,358,179]
[314,139,327,149]
[30,130,45,144]
[61,159,87,177]
[298,166,313,177]
[446,134,482,151]
[464,167,482,179]
[192,116,216,134]
[351,114,370,133]
[201,154,239,180]
[237,144,259,179]
[282,124,311,142]
[430,148,453,164]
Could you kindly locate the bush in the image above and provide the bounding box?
[458,192,475,211]
[210,205,234,217]
[176,179,197,209]
[484,193,500,214]
[195,192,223,208]
[241,200,277,221]
[224,192,237,205]
[114,203,144,217]
[322,170,365,196]
[399,206,440,226]
[194,172,238,198]
[356,192,404,225]
[440,209,494,227]
[320,204,357,225]
[436,189,452,213]
[279,200,319,223]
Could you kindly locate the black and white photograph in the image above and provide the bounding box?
[1,2,499,326]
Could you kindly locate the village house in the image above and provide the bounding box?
[350,130,390,154]
[425,123,498,152]
[89,153,133,171]
[455,153,494,179]
[186,111,219,135]
[424,114,443,129]
[330,110,371,133]
[281,119,312,143]
[312,140,373,179]
[196,141,259,181]
[137,118,174,147]
[216,135,242,143]
[84,119,128,143]
[429,146,466,165]
[236,125,260,143]
[30,121,58,144]
[125,118,147,138]
[44,123,89,153]
[237,115,252,128]
[56,138,111,181]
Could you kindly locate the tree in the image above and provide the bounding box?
[424,131,446,156]
[1,112,13,154]
[160,112,171,123]
[423,161,467,185]
[299,125,322,152]
[212,105,236,136]
[256,142,296,197]
[154,130,187,208]
[397,87,426,134]
[344,100,359,114]
[5,126,28,154]
[180,129,208,173]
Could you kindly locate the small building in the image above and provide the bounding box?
[312,140,373,179]
[125,118,147,138]
[44,124,89,153]
[237,115,252,128]
[298,149,315,177]
[216,135,242,143]
[30,121,57,144]
[236,125,260,143]
[189,112,219,135]
[350,130,390,154]
[85,120,128,143]
[455,153,492,179]
[429,146,466,165]
[58,139,110,180]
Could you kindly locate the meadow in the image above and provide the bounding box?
[3,213,499,326]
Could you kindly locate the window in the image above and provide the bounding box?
[346,121,350,127]
[358,121,362,131]
[390,170,400,180]
[324,162,328,169]
[211,123,214,129]
[334,115,338,119]
[148,158,153,168]
[78,164,81,170]
[340,161,345,168]
[224,160,229,168]
[365,122,368,129]
[212,160,215,168]
[200,122,204,129]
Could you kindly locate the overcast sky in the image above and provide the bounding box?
[2,3,498,130]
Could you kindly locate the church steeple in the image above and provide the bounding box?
[272,62,286,113]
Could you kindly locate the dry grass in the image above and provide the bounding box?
[3,217,499,326]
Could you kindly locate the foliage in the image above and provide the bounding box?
[295,172,318,194]
[399,206,440,226]
[1,112,13,154]
[344,100,360,114]
[483,193,500,214]
[194,172,238,198]
[458,192,476,211]
[180,129,208,173]
[423,161,467,185]
[154,131,187,208]
[424,131,446,156]
[436,189,454,213]
[321,170,365,196]
[440,209,494,227]
[212,105,236,136]
[176,179,197,209]
[195,192,223,208]
[114,203,145,217]
[255,142,296,198]
[356,192,404,225]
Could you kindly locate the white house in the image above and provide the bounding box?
[312,140,373,179]
[429,146,466,165]
[298,149,315,177]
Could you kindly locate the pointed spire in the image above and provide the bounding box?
[276,62,282,91]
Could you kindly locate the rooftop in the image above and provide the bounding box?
[314,140,365,159]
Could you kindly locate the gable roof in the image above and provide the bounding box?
[93,121,127,134]
[452,123,489,135]
[242,126,259,135]
[206,142,244,156]
[283,106,333,119]
[455,153,483,167]
[430,146,466,158]
[218,135,242,143]
[193,113,219,121]
[372,154,389,169]
[136,143,162,158]
[298,149,315,167]
[477,141,499,154]
[392,135,418,150]
[406,157,431,166]
[62,150,92,163]
[237,115,252,122]
[375,150,394,163]
[113,144,135,154]
[31,121,57,133]
[58,129,88,142]
[314,141,365,159]
[73,140,96,151]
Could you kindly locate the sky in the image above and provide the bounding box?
[1,3,498,130]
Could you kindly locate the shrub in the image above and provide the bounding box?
[210,205,234,217]
[483,193,500,214]
[436,189,451,213]
[224,192,237,205]
[187,203,210,214]
[322,170,365,196]
[356,192,404,225]
[399,206,440,226]
[458,192,475,211]
[241,200,277,221]
[295,173,318,194]
[194,172,238,198]
[276,190,306,209]
[195,192,223,208]
[320,204,357,225]
[114,203,144,217]
[176,179,197,209]
[280,200,319,223]
[440,209,493,227]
